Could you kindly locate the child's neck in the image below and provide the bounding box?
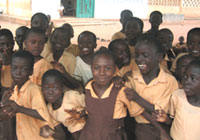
[53,50,64,62]
[80,54,92,65]
[17,79,29,92]
[142,68,160,85]
[34,56,42,63]
[187,95,200,107]
[52,93,64,110]
[92,81,112,98]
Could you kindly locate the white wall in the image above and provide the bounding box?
[95,0,148,19]
[32,0,61,19]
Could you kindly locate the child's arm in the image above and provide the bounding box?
[125,88,155,113]
[152,110,173,125]
[113,71,132,88]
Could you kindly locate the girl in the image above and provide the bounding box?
[155,59,200,140]
[79,49,133,140]
[41,69,85,140]
[124,35,178,140]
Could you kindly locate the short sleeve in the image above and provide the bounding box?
[169,92,178,118]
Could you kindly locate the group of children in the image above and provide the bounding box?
[0,9,200,140]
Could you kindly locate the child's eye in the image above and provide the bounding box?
[183,74,187,80]
[105,67,112,71]
[143,53,149,57]
[94,66,99,70]
[191,76,198,81]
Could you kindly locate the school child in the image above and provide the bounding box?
[156,28,176,70]
[174,36,188,56]
[41,69,85,140]
[30,12,51,58]
[0,29,14,92]
[146,11,163,36]
[73,31,96,85]
[124,17,143,58]
[171,28,200,72]
[0,50,56,140]
[78,49,134,140]
[24,28,52,86]
[124,35,178,140]
[154,59,200,140]
[111,10,133,41]
[15,26,29,50]
[174,54,195,88]
[62,23,80,56]
[46,27,76,75]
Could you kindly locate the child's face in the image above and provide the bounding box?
[42,76,63,103]
[0,35,14,53]
[149,14,162,28]
[78,34,96,56]
[187,34,200,58]
[11,57,33,86]
[51,32,70,52]
[92,54,115,87]
[183,65,200,97]
[25,33,46,57]
[125,21,141,41]
[15,29,26,47]
[113,44,131,66]
[135,42,161,75]
[157,32,173,50]
[31,16,49,32]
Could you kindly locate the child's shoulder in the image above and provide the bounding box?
[171,89,186,101]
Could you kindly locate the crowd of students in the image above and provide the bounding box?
[0,9,199,140]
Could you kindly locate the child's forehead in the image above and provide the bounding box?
[188,32,200,40]
[0,35,13,42]
[11,57,30,65]
[27,32,45,39]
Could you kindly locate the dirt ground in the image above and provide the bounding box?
[0,16,200,49]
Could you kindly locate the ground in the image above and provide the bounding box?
[0,16,200,49]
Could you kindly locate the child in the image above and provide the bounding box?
[46,27,76,75]
[41,69,85,140]
[30,12,51,58]
[171,28,200,72]
[111,9,133,41]
[0,29,14,92]
[155,59,200,140]
[146,11,163,36]
[79,49,133,140]
[73,31,96,85]
[174,54,195,88]
[15,26,29,50]
[124,17,143,58]
[1,50,56,140]
[62,23,80,56]
[124,35,178,140]
[24,28,52,86]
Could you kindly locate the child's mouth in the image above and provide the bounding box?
[138,64,147,70]
[82,48,89,51]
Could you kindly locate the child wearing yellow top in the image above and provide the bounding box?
[15,26,29,50]
[46,27,76,75]
[124,35,178,140]
[24,28,52,86]
[0,51,66,140]
[155,59,200,140]
[111,10,133,41]
[42,69,85,140]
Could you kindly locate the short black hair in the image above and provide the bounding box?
[62,23,74,33]
[11,50,34,70]
[92,49,115,66]
[187,28,200,42]
[42,69,80,89]
[25,28,47,42]
[176,54,196,68]
[0,28,14,45]
[31,12,49,23]
[136,34,165,55]
[16,26,29,34]
[156,28,174,40]
[150,11,162,19]
[78,31,96,43]
[50,27,70,42]
[108,39,128,52]
[186,58,200,71]
[126,17,143,31]
[120,9,133,19]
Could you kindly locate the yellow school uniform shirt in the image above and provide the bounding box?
[47,90,86,133]
[86,80,134,118]
[46,51,76,75]
[29,58,52,86]
[111,32,126,41]
[41,39,52,59]
[169,89,200,140]
[10,80,54,140]
[65,44,80,57]
[1,65,13,88]
[125,68,178,123]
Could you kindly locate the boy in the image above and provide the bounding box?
[1,50,54,140]
[15,26,29,50]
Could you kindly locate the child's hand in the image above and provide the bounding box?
[112,76,124,88]
[0,103,16,119]
[65,109,81,120]
[123,71,132,82]
[1,88,14,103]
[160,129,172,140]
[51,61,66,74]
[152,109,168,123]
[40,125,55,138]
[124,88,139,101]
